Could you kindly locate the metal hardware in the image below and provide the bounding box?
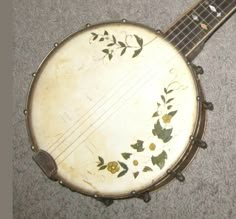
[33,150,57,179]
[193,138,208,149]
[137,192,151,203]
[54,42,59,48]
[203,101,214,111]
[121,19,127,23]
[86,23,91,28]
[95,197,114,206]
[192,64,204,75]
[130,191,151,203]
[31,145,35,151]
[23,109,28,115]
[167,169,185,182]
[32,72,37,77]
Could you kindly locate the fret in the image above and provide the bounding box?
[165,0,236,57]
[194,4,219,28]
[167,26,195,47]
[181,18,202,43]
[215,0,236,14]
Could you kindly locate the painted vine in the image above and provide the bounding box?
[90,30,156,60]
[97,84,178,178]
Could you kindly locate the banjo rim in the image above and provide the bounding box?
[24,20,206,200]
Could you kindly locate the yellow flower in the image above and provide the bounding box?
[162,114,172,123]
[133,160,139,166]
[149,143,156,151]
[107,161,120,174]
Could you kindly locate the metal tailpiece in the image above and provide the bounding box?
[33,150,57,180]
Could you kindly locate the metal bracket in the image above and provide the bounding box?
[192,64,204,75]
[33,150,57,180]
[137,192,151,203]
[167,170,185,182]
[193,138,208,149]
[130,191,151,203]
[203,101,214,111]
[95,197,114,206]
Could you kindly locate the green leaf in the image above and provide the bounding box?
[102,49,109,54]
[167,89,174,94]
[167,105,172,110]
[91,32,97,36]
[151,150,167,169]
[133,172,139,179]
[161,95,165,103]
[118,161,128,170]
[108,54,113,60]
[104,30,108,35]
[118,41,126,47]
[166,98,174,104]
[131,140,144,152]
[152,111,159,117]
[164,88,168,94]
[117,170,128,178]
[143,166,153,172]
[152,120,173,143]
[134,35,143,47]
[132,48,142,58]
[120,48,127,56]
[93,35,98,40]
[157,102,161,107]
[98,156,104,163]
[121,153,132,160]
[112,35,116,43]
[168,110,177,117]
[97,156,104,166]
[99,38,104,41]
[107,43,115,47]
[99,165,107,170]
[152,129,157,136]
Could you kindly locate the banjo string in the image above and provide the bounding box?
[47,66,139,153]
[49,64,152,155]
[48,0,231,160]
[53,66,157,160]
[56,69,160,164]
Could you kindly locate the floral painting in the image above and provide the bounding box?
[97,83,178,179]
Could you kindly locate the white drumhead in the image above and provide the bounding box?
[28,22,199,197]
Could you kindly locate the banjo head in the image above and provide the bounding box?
[26,21,205,199]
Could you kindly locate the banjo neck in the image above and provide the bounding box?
[165,0,236,60]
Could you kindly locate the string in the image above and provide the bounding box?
[47,66,142,153]
[49,64,153,155]
[57,69,160,164]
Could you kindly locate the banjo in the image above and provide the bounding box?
[25,0,236,205]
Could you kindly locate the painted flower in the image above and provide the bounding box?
[149,143,156,151]
[162,114,173,123]
[107,161,120,174]
[133,160,139,166]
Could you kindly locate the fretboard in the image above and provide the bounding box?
[165,0,236,59]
